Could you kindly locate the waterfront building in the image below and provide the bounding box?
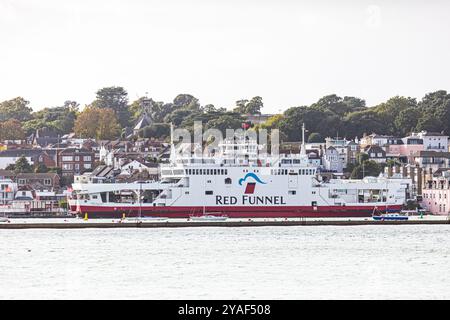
[422,169,450,215]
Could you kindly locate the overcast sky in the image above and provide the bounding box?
[1,0,449,113]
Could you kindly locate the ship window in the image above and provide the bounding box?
[225,178,232,184]
[207,180,212,183]
[205,191,213,195]
[289,190,296,195]
[311,201,317,207]
[225,169,228,175]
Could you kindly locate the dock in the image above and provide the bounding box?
[1,218,450,229]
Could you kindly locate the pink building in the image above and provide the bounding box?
[421,170,450,215]
[388,144,424,158]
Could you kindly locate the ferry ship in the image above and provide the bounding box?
[68,127,411,218]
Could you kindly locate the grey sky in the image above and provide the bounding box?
[1,0,449,113]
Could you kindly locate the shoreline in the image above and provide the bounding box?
[1,217,450,229]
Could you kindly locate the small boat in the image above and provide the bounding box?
[0,212,9,223]
[121,216,169,222]
[190,207,228,221]
[190,214,228,221]
[372,213,409,221]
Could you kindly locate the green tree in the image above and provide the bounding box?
[14,156,33,174]
[92,86,130,128]
[34,163,49,173]
[0,97,33,122]
[23,102,79,135]
[350,160,381,179]
[0,119,25,140]
[307,132,323,143]
[233,97,263,114]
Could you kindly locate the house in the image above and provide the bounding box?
[413,131,448,152]
[421,170,450,215]
[360,134,391,148]
[413,151,450,172]
[346,141,360,164]
[0,149,56,169]
[0,170,60,191]
[29,128,60,148]
[58,148,95,176]
[364,145,386,164]
[15,173,60,190]
[74,165,117,184]
[120,160,150,175]
[388,135,424,161]
[322,146,343,173]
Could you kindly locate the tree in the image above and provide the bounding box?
[0,119,25,140]
[14,156,32,174]
[74,107,121,140]
[207,114,244,134]
[0,97,33,122]
[22,102,79,135]
[139,124,170,139]
[91,87,130,128]
[173,94,200,110]
[233,97,263,114]
[34,163,49,173]
[307,132,323,143]
[350,160,381,179]
[357,153,369,164]
[245,96,263,114]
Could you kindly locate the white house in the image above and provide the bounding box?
[120,160,149,176]
[415,131,449,152]
[322,146,343,173]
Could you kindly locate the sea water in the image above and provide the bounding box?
[1,225,449,299]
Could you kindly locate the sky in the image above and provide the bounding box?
[1,0,450,113]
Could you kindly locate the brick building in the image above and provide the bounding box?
[58,148,95,177]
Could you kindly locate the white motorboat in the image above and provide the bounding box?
[190,214,229,221]
[121,216,169,223]
[190,207,228,221]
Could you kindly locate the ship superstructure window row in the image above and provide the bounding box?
[186,169,228,175]
[270,169,316,175]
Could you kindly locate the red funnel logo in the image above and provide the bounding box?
[244,182,256,194]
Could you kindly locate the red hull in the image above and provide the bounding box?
[70,204,402,219]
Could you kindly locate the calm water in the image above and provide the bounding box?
[1,225,450,299]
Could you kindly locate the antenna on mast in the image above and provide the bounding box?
[301,123,307,155]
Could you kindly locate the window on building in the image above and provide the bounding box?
[62,156,73,161]
[84,156,91,161]
[44,179,51,185]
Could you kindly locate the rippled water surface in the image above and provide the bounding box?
[1,225,449,299]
